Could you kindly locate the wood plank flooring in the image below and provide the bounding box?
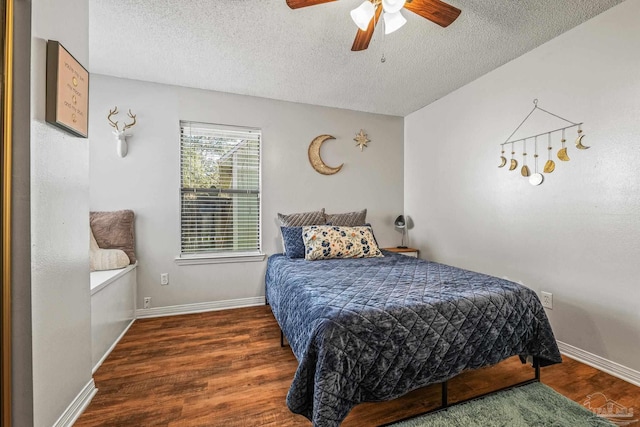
[76,306,640,426]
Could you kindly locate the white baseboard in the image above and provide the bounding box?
[92,318,136,374]
[557,340,640,387]
[52,378,97,427]
[135,296,266,319]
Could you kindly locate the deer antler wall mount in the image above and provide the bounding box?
[107,106,137,157]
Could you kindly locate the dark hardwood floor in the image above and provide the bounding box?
[76,306,640,426]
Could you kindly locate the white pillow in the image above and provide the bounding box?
[90,228,130,271]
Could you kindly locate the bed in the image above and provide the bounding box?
[265,250,562,426]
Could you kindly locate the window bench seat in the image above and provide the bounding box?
[90,262,137,373]
[91,262,137,295]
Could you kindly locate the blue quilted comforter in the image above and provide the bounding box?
[265,251,561,426]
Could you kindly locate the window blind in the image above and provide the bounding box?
[180,121,261,256]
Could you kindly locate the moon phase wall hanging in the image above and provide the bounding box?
[498,99,590,186]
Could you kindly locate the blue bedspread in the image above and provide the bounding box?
[265,251,562,426]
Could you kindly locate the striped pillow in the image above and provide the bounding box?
[324,209,367,226]
[277,209,326,226]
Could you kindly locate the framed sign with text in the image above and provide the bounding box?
[46,40,89,138]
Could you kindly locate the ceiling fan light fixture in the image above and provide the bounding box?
[381,0,406,14]
[383,10,407,34]
[350,1,375,31]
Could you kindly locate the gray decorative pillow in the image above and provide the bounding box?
[90,210,136,264]
[325,209,367,226]
[277,208,326,227]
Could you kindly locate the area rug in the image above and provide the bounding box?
[389,382,616,426]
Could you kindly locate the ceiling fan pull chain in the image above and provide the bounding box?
[380,12,386,63]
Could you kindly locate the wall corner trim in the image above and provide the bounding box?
[135,296,266,319]
[557,340,640,387]
[51,378,97,427]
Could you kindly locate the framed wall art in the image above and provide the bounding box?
[46,40,89,138]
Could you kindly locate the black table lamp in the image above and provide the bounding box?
[394,215,407,248]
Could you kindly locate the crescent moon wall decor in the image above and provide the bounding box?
[498,99,590,186]
[308,134,344,175]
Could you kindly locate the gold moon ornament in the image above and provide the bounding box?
[308,135,344,175]
[557,147,570,161]
[520,141,529,176]
[544,160,556,173]
[575,133,590,150]
[508,145,518,170]
[498,148,507,168]
[544,135,555,173]
[557,132,570,161]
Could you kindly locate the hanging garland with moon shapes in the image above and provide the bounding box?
[308,134,344,175]
[498,99,589,186]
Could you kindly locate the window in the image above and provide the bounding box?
[179,121,261,260]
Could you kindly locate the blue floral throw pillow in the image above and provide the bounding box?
[302,225,383,260]
[281,226,306,258]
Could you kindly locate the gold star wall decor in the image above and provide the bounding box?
[354,129,370,151]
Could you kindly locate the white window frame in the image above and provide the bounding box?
[175,121,264,265]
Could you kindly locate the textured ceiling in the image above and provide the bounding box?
[89,0,622,116]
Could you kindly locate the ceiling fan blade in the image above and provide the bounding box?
[351,4,382,52]
[404,0,461,27]
[286,0,337,9]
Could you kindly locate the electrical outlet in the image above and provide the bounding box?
[143,297,151,309]
[160,273,169,285]
[541,291,553,309]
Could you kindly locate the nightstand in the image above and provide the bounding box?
[383,247,419,258]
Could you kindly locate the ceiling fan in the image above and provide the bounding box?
[286,0,461,51]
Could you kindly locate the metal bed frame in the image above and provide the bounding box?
[378,357,541,426]
[278,326,541,426]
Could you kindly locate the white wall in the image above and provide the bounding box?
[89,75,404,309]
[31,0,93,425]
[405,0,640,373]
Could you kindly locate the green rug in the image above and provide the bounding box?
[390,382,618,426]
